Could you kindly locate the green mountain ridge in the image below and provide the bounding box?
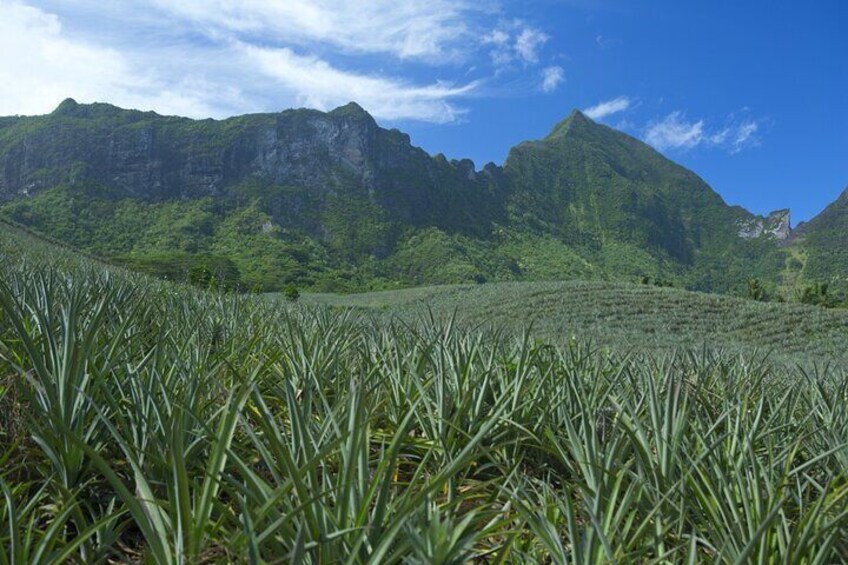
[787,185,848,287]
[0,99,842,294]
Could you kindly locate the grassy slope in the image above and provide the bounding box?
[790,187,848,293]
[299,281,848,361]
[5,215,845,362]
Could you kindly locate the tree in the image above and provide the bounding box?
[747,278,768,301]
[797,282,837,308]
[283,284,300,302]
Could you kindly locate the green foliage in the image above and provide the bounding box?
[322,190,395,259]
[791,188,848,293]
[640,276,674,288]
[387,228,505,285]
[747,277,768,301]
[2,185,216,256]
[209,203,321,291]
[283,284,300,302]
[1,187,328,292]
[797,282,840,308]
[0,100,823,297]
[118,254,242,291]
[2,224,848,561]
[498,230,601,280]
[296,280,848,360]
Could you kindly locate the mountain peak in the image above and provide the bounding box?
[49,98,132,120]
[546,108,595,139]
[52,98,80,115]
[327,102,379,131]
[330,101,372,119]
[569,108,591,121]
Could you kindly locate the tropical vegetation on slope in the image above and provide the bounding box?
[296,280,848,360]
[2,100,842,297]
[2,213,848,563]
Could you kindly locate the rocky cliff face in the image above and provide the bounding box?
[737,209,791,241]
[0,100,806,292]
[1,99,231,200]
[0,99,504,235]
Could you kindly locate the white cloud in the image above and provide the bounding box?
[0,0,487,122]
[515,28,549,64]
[730,121,759,153]
[484,20,550,68]
[147,0,482,63]
[0,1,135,116]
[0,0,560,123]
[583,96,632,120]
[595,35,619,49]
[709,128,731,145]
[644,112,705,150]
[0,1,247,118]
[241,44,479,123]
[645,110,762,153]
[541,66,565,92]
[613,119,635,132]
[483,29,510,46]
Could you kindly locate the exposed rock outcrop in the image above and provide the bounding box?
[737,209,791,240]
[0,100,505,236]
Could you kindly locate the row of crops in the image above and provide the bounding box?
[2,230,848,562]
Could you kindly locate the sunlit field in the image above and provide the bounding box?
[1,226,847,563]
[296,281,848,362]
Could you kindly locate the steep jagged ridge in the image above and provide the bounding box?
[0,100,796,292]
[0,99,504,238]
[502,110,787,289]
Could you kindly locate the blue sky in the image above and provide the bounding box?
[0,0,845,221]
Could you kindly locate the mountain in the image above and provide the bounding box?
[788,186,848,289]
[0,99,510,290]
[0,99,818,293]
[501,110,789,290]
[0,99,504,235]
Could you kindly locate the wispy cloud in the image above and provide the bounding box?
[541,66,565,92]
[241,44,479,123]
[595,34,619,49]
[645,110,763,153]
[147,0,480,63]
[719,120,760,153]
[0,0,559,123]
[515,27,549,64]
[644,112,704,150]
[0,1,242,118]
[583,96,632,120]
[484,20,550,68]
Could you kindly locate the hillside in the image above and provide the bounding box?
[502,112,788,291]
[299,281,848,361]
[788,186,848,292]
[3,196,848,562]
[2,217,844,362]
[0,100,802,294]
